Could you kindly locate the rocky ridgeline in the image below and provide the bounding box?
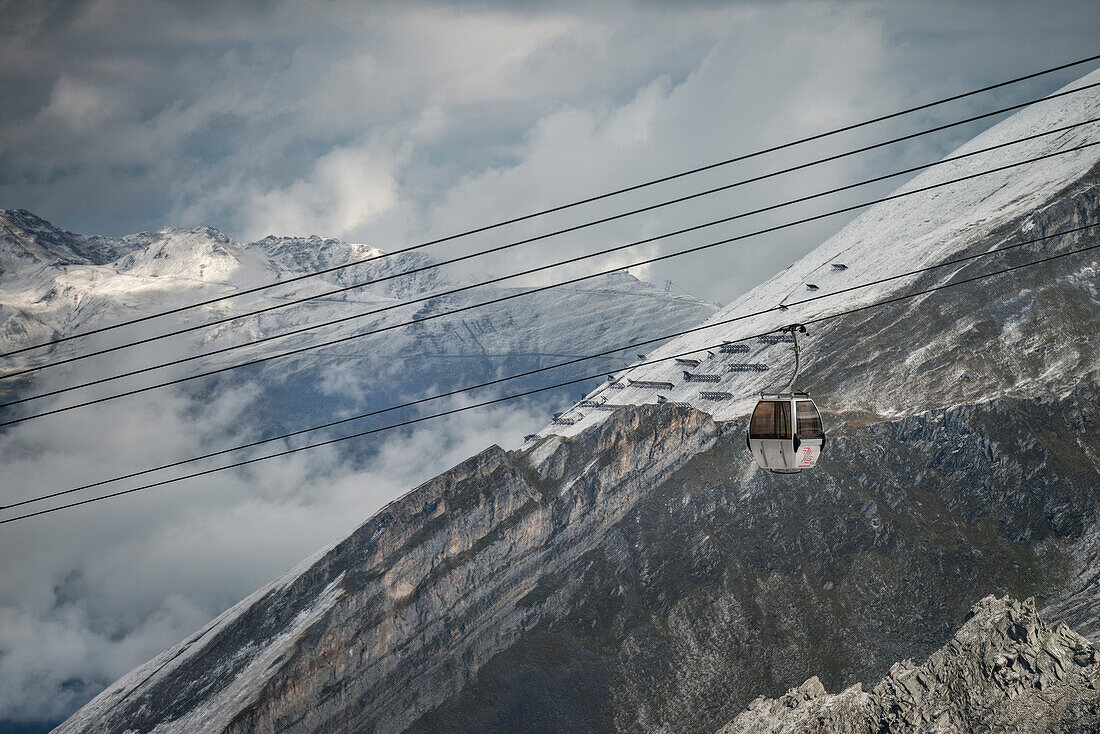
[719,596,1100,733]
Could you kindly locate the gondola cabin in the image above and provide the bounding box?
[747,392,824,473]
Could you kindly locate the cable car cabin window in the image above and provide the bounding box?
[749,400,791,439]
[796,400,824,438]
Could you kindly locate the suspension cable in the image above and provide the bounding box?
[6,80,1099,375]
[3,133,1097,426]
[2,225,1094,519]
[3,53,1098,360]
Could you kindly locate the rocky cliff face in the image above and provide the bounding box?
[719,596,1100,733]
[54,380,1100,734]
[53,406,721,734]
[405,386,1100,734]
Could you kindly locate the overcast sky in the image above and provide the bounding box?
[2,0,1099,304]
[3,0,1100,728]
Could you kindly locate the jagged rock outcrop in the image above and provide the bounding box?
[719,596,1100,733]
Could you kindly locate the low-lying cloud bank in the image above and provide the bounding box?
[0,368,551,724]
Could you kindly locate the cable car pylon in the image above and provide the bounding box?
[747,324,826,474]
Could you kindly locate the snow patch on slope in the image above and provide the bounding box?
[535,68,1100,441]
[53,545,343,734]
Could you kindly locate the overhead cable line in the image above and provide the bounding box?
[3,221,1093,514]
[2,132,1098,425]
[3,239,1097,525]
[4,53,1098,360]
[15,117,1095,392]
[6,80,1100,378]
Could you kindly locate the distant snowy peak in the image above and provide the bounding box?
[0,208,700,310]
[0,209,716,375]
[0,209,410,288]
[247,234,437,295]
[0,209,122,275]
[251,235,385,276]
[108,227,264,285]
[0,215,412,298]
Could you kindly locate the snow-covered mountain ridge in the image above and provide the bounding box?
[539,67,1100,442]
[0,208,716,437]
[0,213,664,360]
[0,209,126,276]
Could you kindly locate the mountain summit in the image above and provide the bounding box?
[0,209,125,276]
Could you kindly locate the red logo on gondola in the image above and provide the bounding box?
[799,447,814,467]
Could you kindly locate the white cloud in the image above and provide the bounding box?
[239,140,405,240]
[5,0,1095,296]
[41,75,120,132]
